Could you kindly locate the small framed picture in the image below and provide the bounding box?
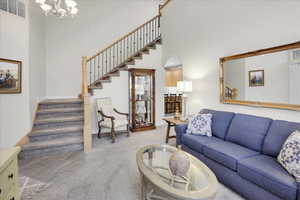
[249,70,264,87]
[0,58,22,94]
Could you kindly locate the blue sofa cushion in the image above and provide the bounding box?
[226,114,272,152]
[238,155,297,200]
[263,120,300,157]
[203,140,259,171]
[200,109,235,139]
[181,134,222,153]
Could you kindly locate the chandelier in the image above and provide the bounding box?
[35,0,79,18]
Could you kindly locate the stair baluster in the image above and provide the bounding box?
[83,15,161,89]
[78,1,170,153]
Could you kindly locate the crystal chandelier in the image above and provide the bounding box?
[35,0,79,18]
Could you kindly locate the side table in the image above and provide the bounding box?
[163,118,187,144]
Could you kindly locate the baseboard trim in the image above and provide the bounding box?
[16,135,29,146]
[91,124,166,135]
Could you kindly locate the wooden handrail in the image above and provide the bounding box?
[225,86,237,100]
[80,4,168,152]
[159,0,172,13]
[87,14,161,62]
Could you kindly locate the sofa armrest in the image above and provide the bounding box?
[175,124,188,146]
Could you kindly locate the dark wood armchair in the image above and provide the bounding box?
[96,98,130,143]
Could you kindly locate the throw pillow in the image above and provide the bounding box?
[186,113,212,136]
[277,130,300,182]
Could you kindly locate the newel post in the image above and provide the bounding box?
[82,56,92,152]
[82,56,89,96]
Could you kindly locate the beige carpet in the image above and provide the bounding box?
[19,176,50,200]
[19,126,244,200]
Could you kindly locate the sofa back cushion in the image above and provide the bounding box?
[226,114,272,152]
[263,120,300,157]
[200,109,235,139]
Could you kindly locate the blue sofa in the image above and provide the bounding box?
[175,109,300,200]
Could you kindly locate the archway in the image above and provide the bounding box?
[164,56,183,115]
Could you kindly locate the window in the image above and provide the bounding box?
[9,0,17,15]
[17,0,25,17]
[0,0,7,12]
[0,0,25,18]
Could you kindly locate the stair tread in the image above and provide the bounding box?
[29,126,83,136]
[40,98,82,104]
[38,107,83,114]
[22,137,83,150]
[35,116,84,124]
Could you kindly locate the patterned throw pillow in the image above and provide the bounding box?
[277,130,300,182]
[186,113,212,136]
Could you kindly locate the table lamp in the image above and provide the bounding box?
[177,81,193,119]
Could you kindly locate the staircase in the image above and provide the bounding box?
[20,99,84,159]
[78,14,163,151]
[19,15,163,158]
[84,15,161,91]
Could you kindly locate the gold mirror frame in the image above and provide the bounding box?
[220,41,300,111]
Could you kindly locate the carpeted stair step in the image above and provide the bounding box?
[28,126,83,142]
[20,137,83,159]
[36,107,83,119]
[39,98,82,109]
[34,116,84,130]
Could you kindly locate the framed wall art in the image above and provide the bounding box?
[0,58,22,94]
[249,70,264,87]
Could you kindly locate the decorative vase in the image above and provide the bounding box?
[169,148,190,177]
[174,106,181,120]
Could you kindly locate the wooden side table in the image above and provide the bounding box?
[163,118,187,144]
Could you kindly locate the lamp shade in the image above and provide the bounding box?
[177,81,193,93]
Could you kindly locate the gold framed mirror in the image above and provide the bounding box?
[220,41,300,111]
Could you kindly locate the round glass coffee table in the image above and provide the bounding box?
[136,145,218,200]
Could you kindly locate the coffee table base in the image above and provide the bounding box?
[141,175,178,200]
[141,174,193,200]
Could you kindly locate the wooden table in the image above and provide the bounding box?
[163,118,187,144]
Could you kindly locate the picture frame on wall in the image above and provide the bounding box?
[249,70,264,87]
[0,58,22,94]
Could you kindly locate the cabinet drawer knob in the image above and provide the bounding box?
[8,173,14,179]
[0,188,1,194]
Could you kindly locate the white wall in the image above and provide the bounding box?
[45,0,160,97]
[29,1,46,120]
[91,45,163,133]
[0,6,31,147]
[161,0,300,122]
[224,59,245,100]
[244,51,289,103]
[289,63,300,104]
[224,51,291,103]
[0,1,47,148]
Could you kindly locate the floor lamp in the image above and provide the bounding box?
[177,81,193,120]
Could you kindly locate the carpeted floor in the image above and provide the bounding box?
[19,126,244,200]
[19,176,50,200]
